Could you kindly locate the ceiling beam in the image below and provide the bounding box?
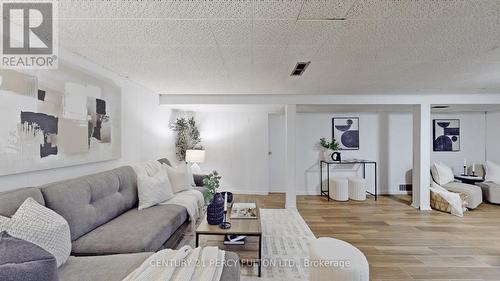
[159,94,500,105]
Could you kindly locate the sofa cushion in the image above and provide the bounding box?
[443,181,483,209]
[58,253,151,281]
[0,232,59,281]
[71,204,188,255]
[194,186,208,194]
[41,166,138,241]
[221,251,241,281]
[0,187,45,217]
[58,251,239,281]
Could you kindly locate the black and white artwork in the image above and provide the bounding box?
[433,119,460,152]
[333,117,359,150]
[0,65,121,176]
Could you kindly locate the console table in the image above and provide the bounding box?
[320,160,378,201]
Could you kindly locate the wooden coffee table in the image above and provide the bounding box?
[196,206,262,277]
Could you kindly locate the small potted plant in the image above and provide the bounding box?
[319,137,341,161]
[203,171,225,225]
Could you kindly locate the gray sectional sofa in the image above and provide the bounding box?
[0,161,240,281]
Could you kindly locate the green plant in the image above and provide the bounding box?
[203,171,222,204]
[169,117,203,161]
[319,137,340,151]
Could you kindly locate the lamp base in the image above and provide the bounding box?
[190,163,202,174]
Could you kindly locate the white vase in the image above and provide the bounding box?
[322,149,333,161]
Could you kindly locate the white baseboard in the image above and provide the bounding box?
[231,189,411,196]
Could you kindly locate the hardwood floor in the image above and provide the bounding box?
[233,193,500,281]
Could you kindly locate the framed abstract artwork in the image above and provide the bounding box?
[332,117,359,150]
[433,119,460,152]
[0,64,121,176]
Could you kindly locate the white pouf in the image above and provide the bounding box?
[348,178,367,201]
[330,178,349,201]
[309,237,369,281]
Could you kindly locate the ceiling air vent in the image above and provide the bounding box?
[432,105,449,109]
[290,61,310,76]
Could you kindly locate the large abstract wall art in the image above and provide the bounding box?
[433,119,460,152]
[0,65,121,176]
[332,117,359,150]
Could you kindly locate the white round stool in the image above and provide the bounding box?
[330,178,349,201]
[309,237,369,281]
[348,178,367,201]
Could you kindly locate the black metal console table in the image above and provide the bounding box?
[320,160,378,201]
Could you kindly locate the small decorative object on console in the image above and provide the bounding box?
[319,137,341,161]
[331,151,341,162]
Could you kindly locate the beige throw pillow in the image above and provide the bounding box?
[163,163,192,193]
[485,161,500,184]
[431,162,454,185]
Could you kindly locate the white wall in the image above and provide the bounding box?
[277,111,488,195]
[0,51,175,192]
[431,112,486,174]
[387,113,414,194]
[486,112,500,164]
[269,112,414,195]
[194,110,490,196]
[195,111,269,194]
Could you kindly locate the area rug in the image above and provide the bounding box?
[177,208,315,281]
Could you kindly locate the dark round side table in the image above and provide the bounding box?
[454,175,485,185]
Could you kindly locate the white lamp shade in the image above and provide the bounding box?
[186,150,206,163]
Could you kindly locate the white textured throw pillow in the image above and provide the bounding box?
[163,163,192,193]
[138,169,174,210]
[5,197,71,267]
[485,161,500,184]
[432,162,455,185]
[0,215,9,232]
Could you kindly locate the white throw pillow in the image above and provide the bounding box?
[5,197,71,267]
[163,163,192,193]
[485,161,500,184]
[131,160,162,177]
[431,180,449,193]
[0,215,9,232]
[431,162,454,185]
[137,169,174,210]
